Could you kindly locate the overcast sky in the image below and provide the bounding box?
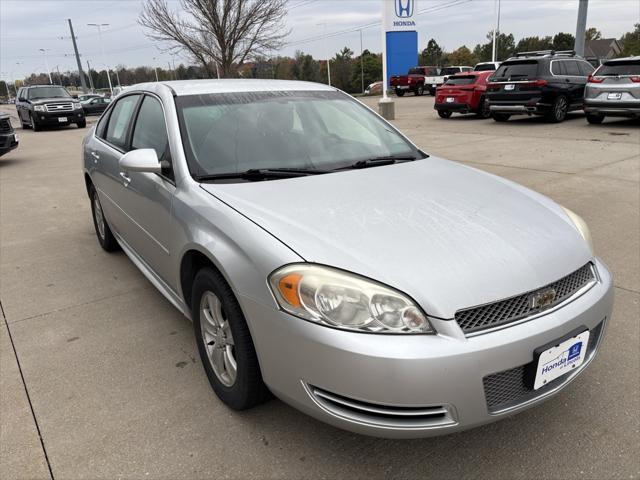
[1,0,638,80]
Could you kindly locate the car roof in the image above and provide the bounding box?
[602,56,640,64]
[134,79,337,97]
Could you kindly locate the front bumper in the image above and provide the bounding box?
[584,101,640,118]
[33,110,85,125]
[242,258,614,438]
[0,132,18,156]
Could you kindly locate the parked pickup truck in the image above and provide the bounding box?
[424,66,474,95]
[390,66,439,97]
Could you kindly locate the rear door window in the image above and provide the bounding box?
[565,60,581,76]
[551,61,568,76]
[493,61,538,80]
[578,61,595,76]
[104,94,140,150]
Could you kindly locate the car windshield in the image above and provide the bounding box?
[474,63,497,71]
[492,61,538,80]
[596,61,640,76]
[440,67,460,76]
[176,90,423,179]
[444,75,477,86]
[27,87,71,100]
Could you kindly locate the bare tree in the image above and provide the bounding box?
[139,0,289,78]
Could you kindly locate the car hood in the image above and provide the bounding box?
[29,97,74,104]
[200,158,592,318]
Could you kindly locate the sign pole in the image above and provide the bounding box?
[378,0,395,119]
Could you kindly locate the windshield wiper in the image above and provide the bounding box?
[196,167,328,182]
[337,155,419,170]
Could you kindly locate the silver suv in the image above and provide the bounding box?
[82,80,613,438]
[584,56,640,123]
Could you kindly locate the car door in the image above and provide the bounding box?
[114,94,176,283]
[565,60,586,107]
[89,93,142,237]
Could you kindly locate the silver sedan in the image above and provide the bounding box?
[82,80,613,438]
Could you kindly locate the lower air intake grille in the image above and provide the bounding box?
[308,386,457,428]
[483,320,604,413]
[456,263,596,334]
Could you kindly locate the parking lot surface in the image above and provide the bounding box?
[1,95,638,480]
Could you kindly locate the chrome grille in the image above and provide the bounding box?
[0,118,11,133]
[483,320,603,413]
[45,103,73,113]
[455,263,595,334]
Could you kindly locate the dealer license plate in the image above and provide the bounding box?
[432,84,437,88]
[607,92,622,100]
[534,330,590,390]
[446,97,455,103]
[504,84,515,91]
[58,117,68,123]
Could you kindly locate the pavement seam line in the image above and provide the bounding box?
[0,300,55,480]
[614,284,640,295]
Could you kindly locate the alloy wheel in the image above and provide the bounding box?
[554,97,568,121]
[93,193,106,240]
[200,291,237,387]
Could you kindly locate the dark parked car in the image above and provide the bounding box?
[82,96,111,115]
[0,113,19,156]
[78,94,103,102]
[16,85,86,131]
[485,50,595,122]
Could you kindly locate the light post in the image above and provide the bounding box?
[152,57,159,81]
[316,23,331,86]
[87,23,114,95]
[358,29,364,94]
[39,48,53,84]
[491,0,501,62]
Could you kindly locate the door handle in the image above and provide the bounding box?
[119,171,131,187]
[90,151,100,163]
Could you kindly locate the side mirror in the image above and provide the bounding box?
[119,149,161,174]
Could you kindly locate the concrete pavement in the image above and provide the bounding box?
[1,96,638,479]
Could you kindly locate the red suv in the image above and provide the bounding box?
[434,71,493,118]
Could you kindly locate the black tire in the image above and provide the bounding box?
[437,110,452,119]
[192,267,270,410]
[77,119,87,128]
[414,85,424,96]
[30,113,40,132]
[395,89,405,97]
[546,95,569,123]
[89,184,119,252]
[586,113,605,124]
[477,97,491,119]
[492,113,511,122]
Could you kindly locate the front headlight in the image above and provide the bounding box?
[73,102,82,110]
[34,105,45,112]
[269,264,434,334]
[561,206,594,254]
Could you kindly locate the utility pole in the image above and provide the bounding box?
[152,57,159,81]
[317,23,331,86]
[575,0,589,56]
[86,60,95,91]
[87,23,113,95]
[39,49,53,84]
[68,19,88,93]
[359,29,364,94]
[56,65,62,85]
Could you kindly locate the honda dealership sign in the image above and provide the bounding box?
[385,0,418,31]
[383,0,419,91]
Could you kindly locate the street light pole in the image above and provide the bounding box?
[152,57,159,82]
[86,60,95,91]
[575,0,589,57]
[39,49,53,84]
[359,29,364,94]
[317,23,331,86]
[87,23,113,95]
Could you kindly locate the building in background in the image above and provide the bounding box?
[584,38,623,66]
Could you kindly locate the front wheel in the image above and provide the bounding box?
[492,113,511,122]
[586,113,605,124]
[437,110,452,119]
[77,119,87,128]
[192,268,270,410]
[395,89,405,97]
[30,113,40,132]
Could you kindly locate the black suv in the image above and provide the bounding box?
[485,50,595,122]
[0,112,19,156]
[16,85,86,131]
